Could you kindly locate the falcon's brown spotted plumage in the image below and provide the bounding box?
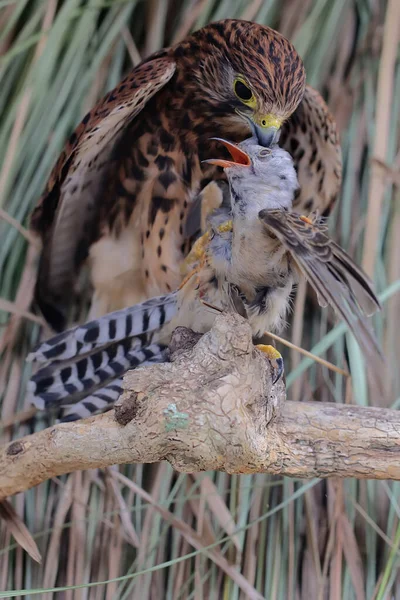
[31,19,342,331]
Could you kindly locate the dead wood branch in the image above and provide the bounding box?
[1,313,399,499]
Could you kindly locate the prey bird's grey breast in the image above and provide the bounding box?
[203,138,299,336]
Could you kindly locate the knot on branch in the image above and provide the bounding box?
[115,312,285,474]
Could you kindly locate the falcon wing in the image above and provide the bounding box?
[281,85,342,217]
[259,209,385,391]
[31,54,176,330]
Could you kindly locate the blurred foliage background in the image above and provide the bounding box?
[0,0,400,598]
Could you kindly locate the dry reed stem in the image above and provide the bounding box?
[263,329,349,377]
[0,208,40,247]
[362,0,400,276]
[0,500,41,563]
[171,0,210,44]
[121,27,142,66]
[114,470,264,600]
[0,0,57,207]
[290,278,307,402]
[144,0,168,57]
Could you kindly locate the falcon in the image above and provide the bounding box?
[30,19,342,331]
[27,137,381,421]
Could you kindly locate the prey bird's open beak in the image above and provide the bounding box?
[203,138,251,168]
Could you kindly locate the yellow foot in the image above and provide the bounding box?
[217,220,233,233]
[178,265,201,290]
[256,344,284,384]
[181,231,210,272]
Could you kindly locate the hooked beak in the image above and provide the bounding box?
[203,138,251,168]
[254,124,280,147]
[236,109,281,148]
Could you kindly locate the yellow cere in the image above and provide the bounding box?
[256,114,283,129]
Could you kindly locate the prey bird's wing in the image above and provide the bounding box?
[259,209,385,390]
[280,86,342,217]
[31,54,176,330]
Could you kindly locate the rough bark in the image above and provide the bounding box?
[1,313,399,499]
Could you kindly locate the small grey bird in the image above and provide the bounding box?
[27,137,382,420]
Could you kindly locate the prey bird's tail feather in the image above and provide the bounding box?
[28,292,178,413]
[260,209,385,393]
[328,240,381,316]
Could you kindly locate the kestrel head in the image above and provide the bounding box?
[173,20,306,146]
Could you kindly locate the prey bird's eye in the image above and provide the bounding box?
[258,149,272,158]
[233,77,256,107]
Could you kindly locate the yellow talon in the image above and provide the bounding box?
[178,265,201,290]
[181,231,210,273]
[256,344,284,384]
[182,221,232,275]
[217,220,233,233]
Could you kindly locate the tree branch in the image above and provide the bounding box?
[1,313,399,499]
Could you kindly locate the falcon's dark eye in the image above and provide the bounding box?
[235,81,252,100]
[233,78,255,105]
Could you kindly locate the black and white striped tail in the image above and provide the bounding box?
[28,339,168,409]
[27,293,178,415]
[60,349,165,422]
[61,378,125,421]
[28,292,177,363]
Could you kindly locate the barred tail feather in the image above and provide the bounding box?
[29,341,168,410]
[60,347,165,422]
[329,241,381,316]
[291,250,385,395]
[28,292,178,363]
[61,378,124,422]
